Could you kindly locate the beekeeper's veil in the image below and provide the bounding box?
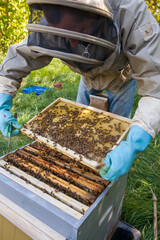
[27,0,119,72]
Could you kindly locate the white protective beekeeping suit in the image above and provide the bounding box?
[0,0,160,138]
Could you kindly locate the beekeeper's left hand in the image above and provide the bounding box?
[0,93,22,137]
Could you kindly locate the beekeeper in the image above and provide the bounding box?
[0,0,160,181]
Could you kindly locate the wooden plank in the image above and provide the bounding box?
[0,214,2,239]
[5,154,96,205]
[0,194,66,240]
[15,227,32,240]
[28,144,109,187]
[0,162,88,217]
[0,211,32,240]
[17,149,105,193]
[1,217,15,240]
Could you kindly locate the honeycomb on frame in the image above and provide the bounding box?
[21,98,131,170]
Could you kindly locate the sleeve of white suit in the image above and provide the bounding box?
[119,0,160,137]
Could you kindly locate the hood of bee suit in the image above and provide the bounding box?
[27,0,113,19]
[26,0,119,72]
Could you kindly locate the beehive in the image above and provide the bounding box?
[0,98,131,240]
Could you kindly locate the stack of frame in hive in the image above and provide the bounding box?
[0,141,109,211]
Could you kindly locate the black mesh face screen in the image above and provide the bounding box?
[27,4,118,72]
[29,5,117,42]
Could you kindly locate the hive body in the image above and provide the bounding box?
[0,98,130,240]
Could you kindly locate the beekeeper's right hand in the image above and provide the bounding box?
[0,93,22,137]
[99,126,152,181]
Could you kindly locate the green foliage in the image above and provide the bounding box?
[146,0,160,23]
[0,0,30,54]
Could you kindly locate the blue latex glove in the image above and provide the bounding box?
[0,93,22,137]
[100,126,152,181]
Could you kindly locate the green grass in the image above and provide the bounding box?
[0,58,80,155]
[122,135,160,239]
[0,58,159,239]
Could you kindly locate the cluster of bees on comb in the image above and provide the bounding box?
[24,101,127,163]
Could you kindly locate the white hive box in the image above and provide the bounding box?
[0,98,131,240]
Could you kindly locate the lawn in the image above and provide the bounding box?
[0,58,159,239]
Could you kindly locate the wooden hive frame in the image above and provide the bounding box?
[20,98,131,172]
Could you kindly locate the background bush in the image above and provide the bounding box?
[0,0,29,54]
[146,0,160,22]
